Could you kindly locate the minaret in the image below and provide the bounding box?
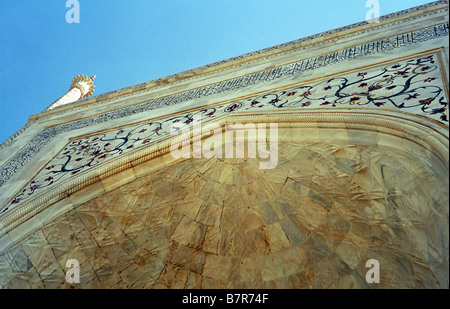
[47,75,96,110]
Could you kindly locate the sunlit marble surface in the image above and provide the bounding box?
[0,128,447,289]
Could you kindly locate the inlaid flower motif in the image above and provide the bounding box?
[301,101,311,107]
[405,93,419,100]
[395,68,410,76]
[320,101,333,106]
[368,84,382,91]
[300,91,311,97]
[224,103,242,112]
[270,98,280,104]
[431,107,446,115]
[30,184,41,191]
[419,97,435,105]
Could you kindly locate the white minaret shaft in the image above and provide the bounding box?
[48,75,96,110]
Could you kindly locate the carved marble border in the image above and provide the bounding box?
[0,121,34,152]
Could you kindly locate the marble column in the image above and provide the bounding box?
[48,75,96,110]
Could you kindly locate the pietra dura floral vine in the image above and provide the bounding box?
[2,109,218,213]
[240,54,448,121]
[1,54,448,213]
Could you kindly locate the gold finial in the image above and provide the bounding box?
[70,74,96,98]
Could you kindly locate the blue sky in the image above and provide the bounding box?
[0,0,432,144]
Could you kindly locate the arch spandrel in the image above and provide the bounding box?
[0,123,448,288]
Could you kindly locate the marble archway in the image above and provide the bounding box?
[1,115,447,288]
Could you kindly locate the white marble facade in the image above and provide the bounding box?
[0,1,448,289]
